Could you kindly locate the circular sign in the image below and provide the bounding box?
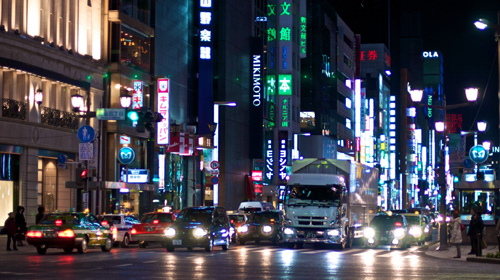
[118,147,136,165]
[211,176,219,184]
[469,145,488,164]
[77,125,95,143]
[210,161,220,170]
[463,159,474,169]
[57,154,68,164]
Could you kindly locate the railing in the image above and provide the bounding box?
[2,98,27,120]
[41,107,79,130]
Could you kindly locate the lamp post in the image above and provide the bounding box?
[410,87,478,251]
[34,88,43,105]
[292,133,311,161]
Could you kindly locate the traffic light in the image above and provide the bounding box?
[75,168,88,185]
[127,110,139,122]
[133,109,164,133]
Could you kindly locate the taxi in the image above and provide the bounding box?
[401,212,430,245]
[100,214,140,248]
[227,212,248,243]
[131,211,175,248]
[364,212,411,249]
[26,212,113,255]
[237,211,282,245]
[164,206,231,252]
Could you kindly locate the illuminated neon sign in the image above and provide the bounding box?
[278,74,292,95]
[199,0,212,60]
[157,78,170,145]
[252,55,262,106]
[132,80,143,109]
[265,139,274,181]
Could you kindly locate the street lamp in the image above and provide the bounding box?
[482,140,491,151]
[477,121,487,132]
[34,88,43,105]
[410,87,478,251]
[71,92,84,112]
[292,133,311,160]
[120,90,132,109]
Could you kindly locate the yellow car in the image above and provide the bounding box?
[402,213,428,245]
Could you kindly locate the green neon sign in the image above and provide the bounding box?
[280,27,291,41]
[267,28,276,42]
[278,74,292,95]
[280,2,291,15]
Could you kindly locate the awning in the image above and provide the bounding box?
[66,181,156,191]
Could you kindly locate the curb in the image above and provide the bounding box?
[466,257,500,264]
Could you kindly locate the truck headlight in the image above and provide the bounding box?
[394,228,405,239]
[364,227,375,239]
[164,227,176,238]
[193,228,208,238]
[327,229,340,237]
[238,225,249,233]
[409,226,422,237]
[283,227,294,235]
[262,225,273,234]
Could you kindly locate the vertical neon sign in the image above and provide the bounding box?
[157,78,170,145]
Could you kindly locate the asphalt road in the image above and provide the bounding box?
[0,242,499,280]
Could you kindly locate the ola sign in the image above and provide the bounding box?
[469,145,488,164]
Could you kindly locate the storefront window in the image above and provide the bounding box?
[38,159,58,213]
[460,190,496,224]
[120,27,151,73]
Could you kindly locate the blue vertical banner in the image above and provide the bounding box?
[198,0,214,135]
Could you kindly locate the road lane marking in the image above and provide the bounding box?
[116,264,133,267]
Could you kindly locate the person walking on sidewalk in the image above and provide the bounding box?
[467,207,484,256]
[450,212,463,258]
[15,206,27,246]
[4,212,18,251]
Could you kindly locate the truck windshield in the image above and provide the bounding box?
[286,185,341,206]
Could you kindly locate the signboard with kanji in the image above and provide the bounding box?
[157,78,170,145]
[132,80,143,109]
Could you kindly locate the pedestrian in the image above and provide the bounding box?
[35,206,45,225]
[450,212,463,258]
[4,212,18,251]
[467,207,484,256]
[15,206,27,246]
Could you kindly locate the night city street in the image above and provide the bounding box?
[1,242,499,280]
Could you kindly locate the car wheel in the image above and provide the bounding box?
[205,239,214,252]
[63,246,73,253]
[222,237,230,251]
[37,246,47,255]
[77,238,88,254]
[139,241,148,248]
[102,237,113,252]
[166,246,175,252]
[121,234,130,248]
[239,239,246,245]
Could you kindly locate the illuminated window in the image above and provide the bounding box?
[345,98,352,109]
[300,111,315,128]
[389,124,396,130]
[390,102,396,109]
[120,28,151,73]
[390,131,396,137]
[390,96,396,101]
[390,110,396,116]
[346,118,351,129]
[390,117,396,123]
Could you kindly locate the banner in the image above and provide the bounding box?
[449,133,465,167]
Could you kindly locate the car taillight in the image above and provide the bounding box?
[101,221,108,226]
[55,220,63,226]
[131,228,137,234]
[27,231,43,238]
[57,229,75,238]
[395,222,402,227]
[153,220,159,224]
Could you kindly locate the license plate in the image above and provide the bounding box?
[44,232,56,238]
[380,237,387,241]
[306,232,316,238]
[173,239,182,245]
[146,227,154,232]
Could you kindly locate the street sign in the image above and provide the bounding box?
[211,176,219,184]
[57,154,68,164]
[118,147,136,165]
[96,108,125,120]
[210,161,219,170]
[77,125,95,143]
[469,145,488,164]
[57,163,67,169]
[79,143,94,160]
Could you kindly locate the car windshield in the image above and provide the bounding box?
[229,215,246,223]
[101,216,121,224]
[140,214,173,223]
[370,215,403,230]
[177,209,212,223]
[40,214,80,225]
[404,216,420,226]
[248,212,280,223]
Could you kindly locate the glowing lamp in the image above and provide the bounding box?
[435,121,445,132]
[465,88,478,102]
[409,89,423,103]
[477,121,487,132]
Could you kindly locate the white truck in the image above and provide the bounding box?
[280,158,378,249]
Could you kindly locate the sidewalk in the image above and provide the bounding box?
[0,235,33,255]
[425,241,500,264]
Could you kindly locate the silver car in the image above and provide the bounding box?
[100,214,140,248]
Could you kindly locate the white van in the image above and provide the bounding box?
[237,201,275,213]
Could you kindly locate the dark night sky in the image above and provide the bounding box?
[332,0,500,146]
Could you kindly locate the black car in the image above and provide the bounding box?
[164,207,231,252]
[238,211,282,245]
[364,213,411,249]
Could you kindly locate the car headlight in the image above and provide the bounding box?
[238,225,249,233]
[394,228,405,239]
[364,227,375,239]
[327,229,340,237]
[262,225,273,234]
[424,227,430,233]
[409,226,422,237]
[283,227,294,235]
[193,228,208,238]
[164,227,176,238]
